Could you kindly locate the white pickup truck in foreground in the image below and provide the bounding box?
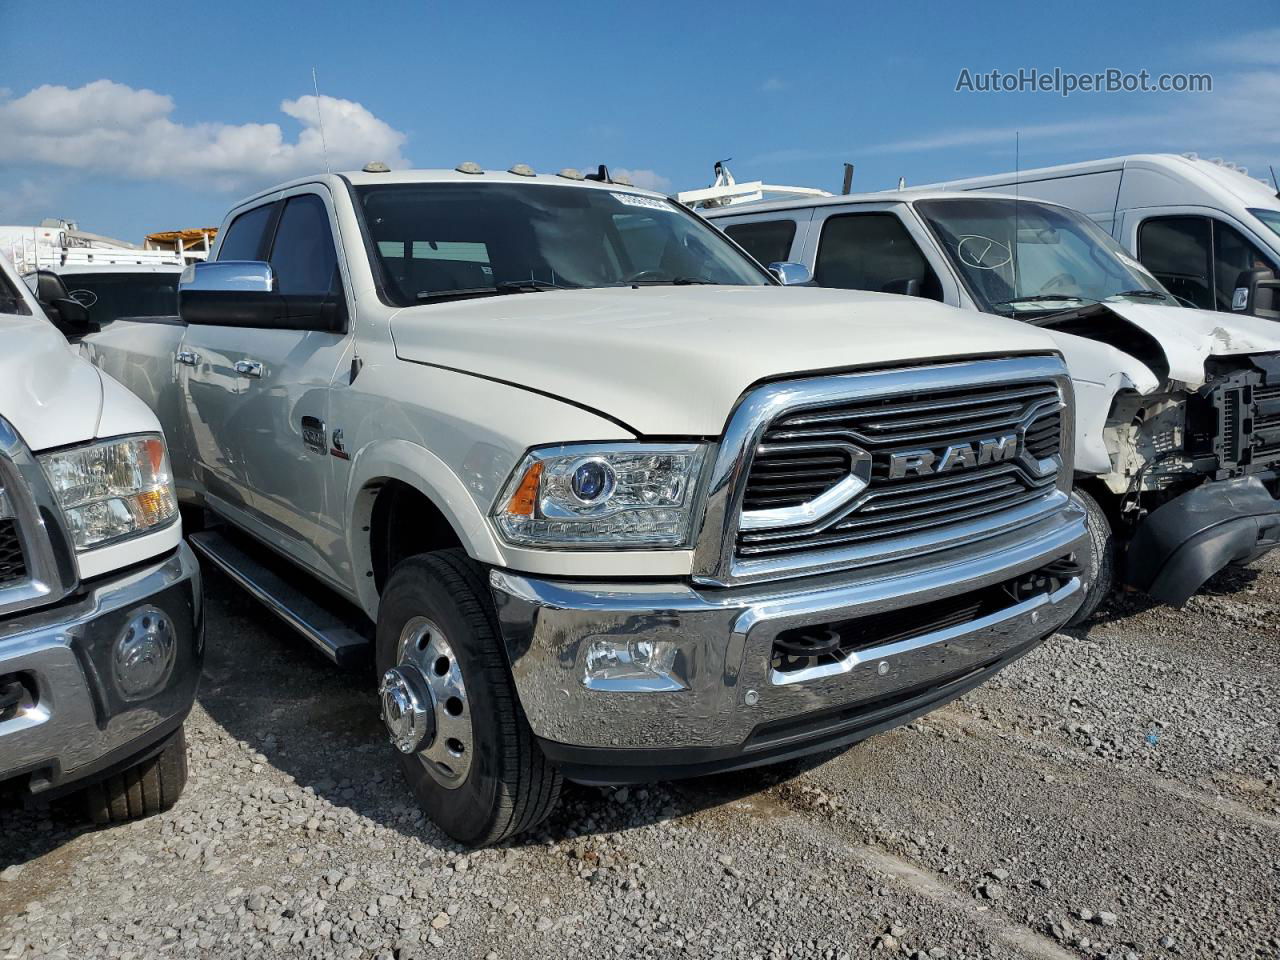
[0,253,202,824]
[702,183,1280,621]
[75,165,1087,845]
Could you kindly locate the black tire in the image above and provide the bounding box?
[84,725,188,824]
[1068,487,1116,627]
[375,549,561,846]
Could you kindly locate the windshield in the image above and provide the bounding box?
[355,182,772,306]
[59,272,180,325]
[915,197,1178,315]
[1250,208,1280,242]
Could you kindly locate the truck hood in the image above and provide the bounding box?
[389,286,1058,436]
[0,313,105,451]
[1043,301,1280,391]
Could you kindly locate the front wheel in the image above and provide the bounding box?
[83,725,188,824]
[1067,487,1116,627]
[375,550,561,846]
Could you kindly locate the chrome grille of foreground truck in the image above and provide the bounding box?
[0,517,26,587]
[728,359,1069,568]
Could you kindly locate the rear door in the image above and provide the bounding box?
[180,188,354,583]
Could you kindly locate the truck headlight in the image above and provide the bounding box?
[39,434,178,550]
[493,443,706,548]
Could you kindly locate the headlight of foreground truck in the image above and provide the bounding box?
[39,434,178,550]
[492,443,706,548]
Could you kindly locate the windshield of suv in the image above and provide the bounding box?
[1250,208,1280,242]
[355,182,772,306]
[59,271,181,325]
[915,197,1178,315]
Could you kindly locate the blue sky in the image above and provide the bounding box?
[1,0,1276,241]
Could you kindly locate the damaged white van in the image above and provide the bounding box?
[697,179,1280,619]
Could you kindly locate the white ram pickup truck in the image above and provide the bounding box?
[705,188,1280,620]
[78,165,1087,845]
[0,253,201,824]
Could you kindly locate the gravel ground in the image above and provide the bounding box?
[2,557,1278,960]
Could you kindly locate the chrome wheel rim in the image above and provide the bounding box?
[394,616,473,788]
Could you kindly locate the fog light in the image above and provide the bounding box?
[583,637,684,692]
[112,606,176,700]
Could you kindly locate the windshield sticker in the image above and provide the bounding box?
[611,192,669,211]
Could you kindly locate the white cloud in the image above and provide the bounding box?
[0,178,59,224]
[1209,28,1280,64]
[0,80,408,191]
[612,168,672,192]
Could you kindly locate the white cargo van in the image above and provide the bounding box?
[927,154,1280,321]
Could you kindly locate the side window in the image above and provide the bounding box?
[216,203,277,262]
[1138,217,1213,309]
[814,213,943,300]
[724,219,797,265]
[1213,221,1274,311]
[267,194,340,296]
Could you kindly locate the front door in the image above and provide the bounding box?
[180,189,353,584]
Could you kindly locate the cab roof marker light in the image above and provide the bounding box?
[509,164,536,177]
[611,173,633,186]
[363,161,391,173]
[558,168,585,181]
[456,161,484,175]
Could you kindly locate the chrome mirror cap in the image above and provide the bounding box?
[179,260,275,293]
[768,261,812,286]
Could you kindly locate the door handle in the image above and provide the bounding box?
[234,360,264,378]
[176,350,199,366]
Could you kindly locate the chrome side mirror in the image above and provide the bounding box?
[179,260,275,293]
[768,261,812,286]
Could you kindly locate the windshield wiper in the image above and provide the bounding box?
[992,294,1096,307]
[495,280,574,293]
[626,277,720,286]
[1111,289,1169,300]
[414,280,574,303]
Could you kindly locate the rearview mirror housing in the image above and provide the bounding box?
[768,261,812,286]
[179,260,346,332]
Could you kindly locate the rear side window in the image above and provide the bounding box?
[217,203,277,261]
[815,213,943,300]
[724,219,797,265]
[268,194,340,296]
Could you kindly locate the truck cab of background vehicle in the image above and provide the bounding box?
[0,253,201,824]
[78,164,1087,846]
[925,153,1280,322]
[700,180,1280,619]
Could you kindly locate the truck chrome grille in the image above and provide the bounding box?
[0,519,26,587]
[736,380,1064,560]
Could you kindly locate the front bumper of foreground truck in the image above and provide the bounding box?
[0,543,203,798]
[491,503,1087,785]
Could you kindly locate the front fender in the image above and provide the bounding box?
[343,438,507,617]
[1046,330,1161,477]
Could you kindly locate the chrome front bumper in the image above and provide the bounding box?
[491,504,1086,778]
[0,543,203,795]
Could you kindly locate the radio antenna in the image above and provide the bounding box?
[312,67,331,173]
[1271,164,1279,199]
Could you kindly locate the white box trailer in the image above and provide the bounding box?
[923,154,1280,320]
